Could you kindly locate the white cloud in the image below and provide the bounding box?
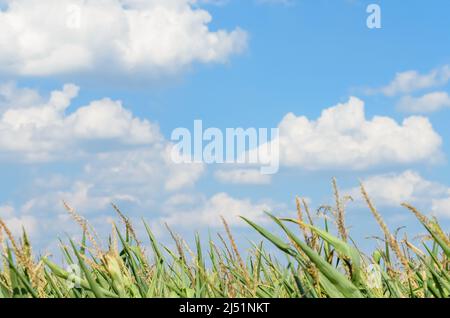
[368,65,450,96]
[0,0,247,77]
[0,81,43,110]
[162,192,274,227]
[67,99,158,143]
[3,216,38,237]
[20,146,205,216]
[397,92,450,113]
[431,198,450,219]
[0,204,38,236]
[10,144,206,248]
[215,168,271,184]
[345,170,449,206]
[268,97,442,170]
[0,81,206,235]
[0,205,14,218]
[344,170,450,219]
[84,146,205,193]
[21,181,138,215]
[164,193,199,207]
[0,82,161,162]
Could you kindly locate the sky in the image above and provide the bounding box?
[0,0,450,255]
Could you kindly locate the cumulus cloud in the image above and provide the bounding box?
[268,97,442,170]
[0,81,206,241]
[0,82,161,161]
[84,146,205,193]
[0,205,14,218]
[0,205,38,236]
[215,168,271,184]
[21,181,138,215]
[0,81,43,110]
[162,192,274,227]
[431,198,450,219]
[19,147,205,216]
[398,92,450,113]
[1,216,38,237]
[344,170,450,219]
[345,170,449,206]
[367,65,450,96]
[9,146,206,249]
[0,0,247,77]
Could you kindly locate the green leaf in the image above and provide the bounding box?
[265,213,363,298]
[284,218,363,286]
[69,240,106,298]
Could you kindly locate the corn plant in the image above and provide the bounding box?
[0,181,449,298]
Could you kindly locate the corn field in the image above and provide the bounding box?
[0,181,449,298]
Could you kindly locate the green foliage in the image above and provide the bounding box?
[0,183,449,298]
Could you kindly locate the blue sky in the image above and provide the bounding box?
[0,0,450,254]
